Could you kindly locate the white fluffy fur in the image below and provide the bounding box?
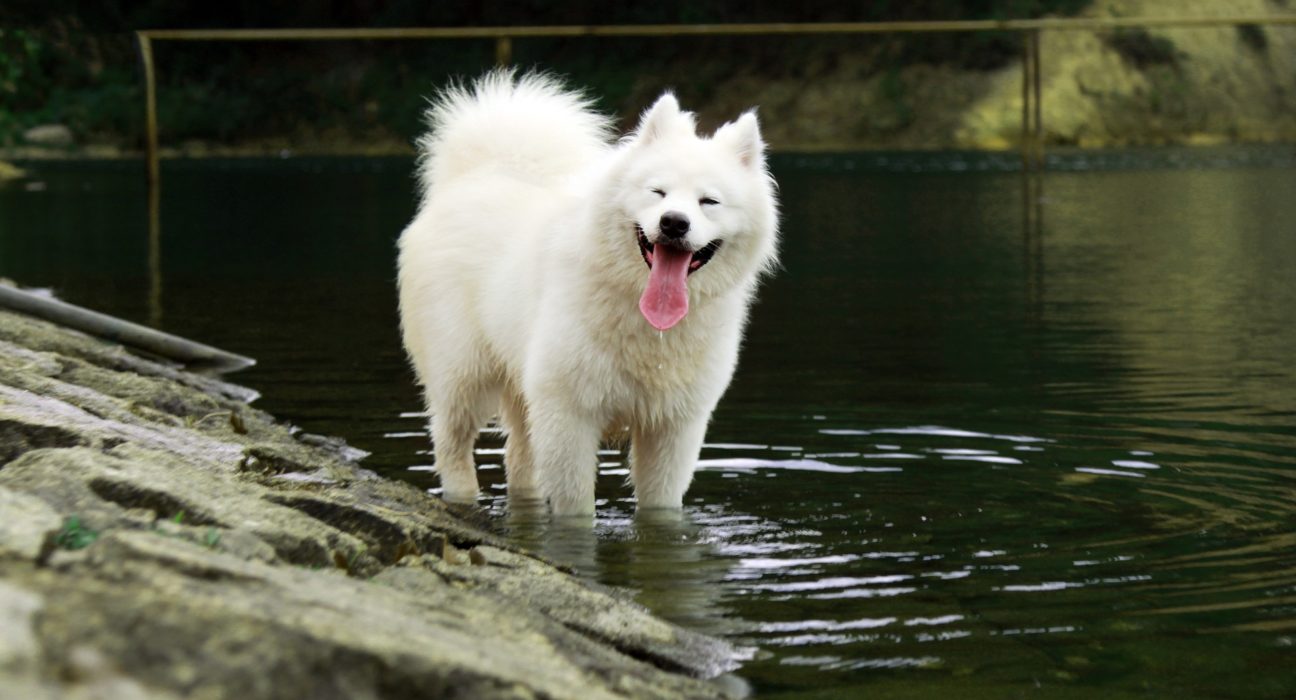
[398,71,779,517]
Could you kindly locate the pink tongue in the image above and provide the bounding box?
[639,246,692,330]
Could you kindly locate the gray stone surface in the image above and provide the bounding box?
[0,308,740,699]
[0,487,60,560]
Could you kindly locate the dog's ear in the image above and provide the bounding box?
[634,92,687,144]
[714,111,766,170]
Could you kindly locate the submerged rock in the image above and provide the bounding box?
[0,308,740,699]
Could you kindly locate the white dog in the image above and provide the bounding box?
[397,71,778,516]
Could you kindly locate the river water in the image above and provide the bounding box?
[3,148,1294,697]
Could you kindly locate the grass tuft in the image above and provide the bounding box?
[54,516,99,550]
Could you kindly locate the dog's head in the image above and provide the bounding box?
[609,93,780,331]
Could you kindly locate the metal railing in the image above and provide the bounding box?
[135,14,1296,182]
[127,16,1293,332]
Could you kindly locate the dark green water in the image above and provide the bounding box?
[3,149,1295,698]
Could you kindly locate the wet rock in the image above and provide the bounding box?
[386,545,746,679]
[0,307,739,698]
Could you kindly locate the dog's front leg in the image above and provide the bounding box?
[630,414,709,511]
[530,404,601,518]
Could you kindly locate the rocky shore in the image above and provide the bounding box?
[0,306,742,699]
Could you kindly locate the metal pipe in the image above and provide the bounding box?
[137,32,160,188]
[133,15,1296,43]
[0,286,255,373]
[130,15,1296,176]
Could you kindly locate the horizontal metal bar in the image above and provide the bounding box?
[137,15,1296,42]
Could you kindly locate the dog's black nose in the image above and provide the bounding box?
[659,211,690,239]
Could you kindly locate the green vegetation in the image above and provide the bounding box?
[1105,28,1181,69]
[1236,23,1267,53]
[3,2,1088,150]
[877,67,915,132]
[54,516,99,550]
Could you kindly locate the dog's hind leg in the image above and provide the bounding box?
[500,387,540,500]
[629,415,709,510]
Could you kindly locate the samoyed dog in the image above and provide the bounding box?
[397,71,778,517]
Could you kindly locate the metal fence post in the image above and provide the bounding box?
[136,32,161,187]
[1020,29,1044,171]
[496,35,512,66]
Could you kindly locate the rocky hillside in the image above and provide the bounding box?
[701,0,1296,149]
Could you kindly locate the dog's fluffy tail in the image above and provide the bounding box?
[415,70,613,198]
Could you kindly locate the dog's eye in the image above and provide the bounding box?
[700,197,720,206]
[650,188,666,197]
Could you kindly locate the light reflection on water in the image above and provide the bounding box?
[2,148,1295,697]
[442,407,1296,696]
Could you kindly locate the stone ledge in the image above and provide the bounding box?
[0,308,741,699]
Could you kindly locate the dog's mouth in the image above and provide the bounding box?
[634,224,723,331]
[635,225,722,275]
